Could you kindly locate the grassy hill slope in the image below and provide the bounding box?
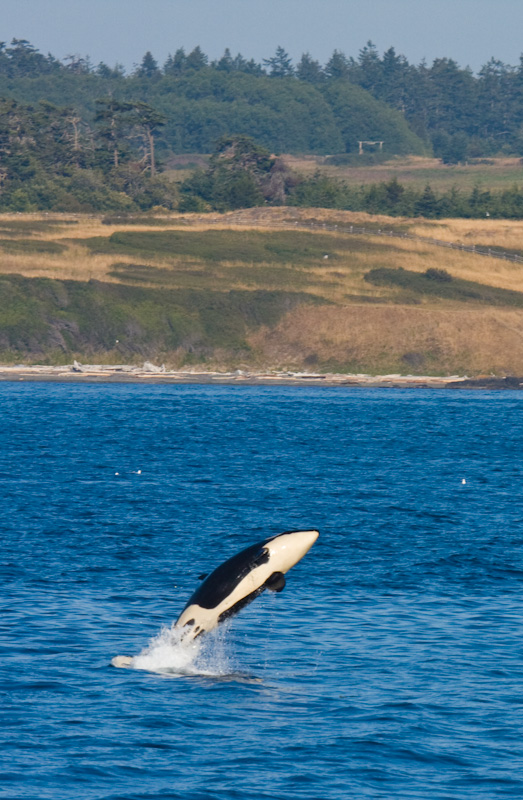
[1,208,523,375]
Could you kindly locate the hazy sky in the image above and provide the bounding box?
[3,0,522,74]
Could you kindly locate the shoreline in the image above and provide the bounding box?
[0,363,521,389]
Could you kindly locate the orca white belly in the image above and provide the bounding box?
[174,529,319,642]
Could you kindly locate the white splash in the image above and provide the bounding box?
[121,623,235,678]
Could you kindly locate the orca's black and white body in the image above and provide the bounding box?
[111,529,318,667]
[174,529,319,642]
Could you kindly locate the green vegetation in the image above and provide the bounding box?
[0,273,320,362]
[0,239,66,254]
[1,38,523,162]
[323,81,424,157]
[81,227,371,264]
[1,39,523,214]
[287,175,523,219]
[0,218,78,234]
[364,267,523,307]
[0,95,178,212]
[179,135,298,211]
[176,137,523,218]
[0,41,427,159]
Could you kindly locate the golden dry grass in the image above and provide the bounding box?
[0,209,522,301]
[409,217,523,251]
[248,303,523,375]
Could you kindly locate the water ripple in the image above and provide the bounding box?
[2,385,523,799]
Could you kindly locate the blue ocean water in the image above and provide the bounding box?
[1,382,523,800]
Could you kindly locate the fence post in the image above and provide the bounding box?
[228,215,517,268]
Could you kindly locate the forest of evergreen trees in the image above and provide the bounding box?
[0,38,523,213]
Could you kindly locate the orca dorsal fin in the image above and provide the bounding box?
[198,573,208,581]
[265,572,286,592]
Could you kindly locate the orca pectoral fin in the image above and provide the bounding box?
[218,587,264,624]
[265,571,286,592]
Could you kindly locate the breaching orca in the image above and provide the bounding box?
[174,529,319,642]
[111,529,319,667]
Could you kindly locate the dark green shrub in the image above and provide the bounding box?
[425,268,452,282]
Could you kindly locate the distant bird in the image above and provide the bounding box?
[461,478,466,485]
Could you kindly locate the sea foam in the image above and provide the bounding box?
[129,623,234,677]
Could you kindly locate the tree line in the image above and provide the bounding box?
[1,38,523,159]
[287,174,523,219]
[180,137,523,220]
[2,38,523,215]
[3,99,523,218]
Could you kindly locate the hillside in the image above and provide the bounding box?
[2,207,523,375]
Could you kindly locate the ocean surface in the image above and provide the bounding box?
[2,382,523,800]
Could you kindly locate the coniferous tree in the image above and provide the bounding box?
[356,41,383,92]
[477,58,515,141]
[164,48,187,75]
[233,55,263,75]
[96,62,123,79]
[5,38,59,76]
[380,47,411,112]
[131,102,166,176]
[94,98,135,168]
[181,134,294,210]
[263,46,294,78]
[414,184,440,217]
[136,51,160,78]
[185,46,208,71]
[63,54,92,74]
[296,53,323,84]
[324,50,350,81]
[216,48,234,72]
